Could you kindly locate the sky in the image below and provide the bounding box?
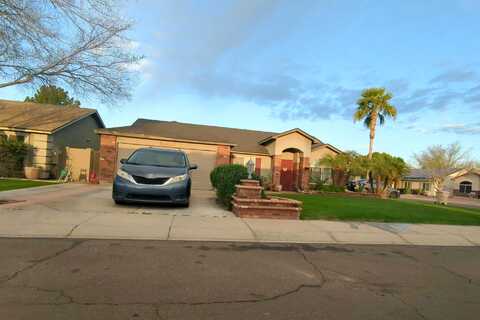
[2,0,480,164]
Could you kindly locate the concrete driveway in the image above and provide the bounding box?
[0,183,232,218]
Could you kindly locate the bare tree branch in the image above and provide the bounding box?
[0,0,143,103]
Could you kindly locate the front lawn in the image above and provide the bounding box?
[279,193,480,225]
[0,179,58,192]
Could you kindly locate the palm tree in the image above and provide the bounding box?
[354,88,397,159]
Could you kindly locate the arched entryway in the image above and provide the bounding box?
[279,148,304,191]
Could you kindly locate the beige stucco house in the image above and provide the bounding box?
[0,99,104,177]
[401,168,480,198]
[97,119,341,190]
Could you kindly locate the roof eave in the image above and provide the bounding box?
[312,143,342,154]
[258,128,320,145]
[96,130,237,147]
[50,110,102,134]
[231,150,270,156]
[0,126,51,134]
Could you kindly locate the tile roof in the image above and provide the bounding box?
[404,168,462,180]
[98,118,290,154]
[0,99,102,133]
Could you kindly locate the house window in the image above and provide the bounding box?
[422,183,431,192]
[459,181,473,194]
[320,168,332,183]
[15,135,25,143]
[0,134,7,142]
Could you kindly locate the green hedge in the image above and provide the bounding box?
[210,164,262,208]
[0,139,31,177]
[316,184,345,193]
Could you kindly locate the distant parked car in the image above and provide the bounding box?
[112,148,197,207]
[389,189,401,199]
[346,179,368,192]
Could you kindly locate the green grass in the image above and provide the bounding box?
[278,193,480,226]
[0,179,57,192]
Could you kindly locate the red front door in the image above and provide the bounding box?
[280,159,294,191]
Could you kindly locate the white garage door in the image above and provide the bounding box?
[116,143,216,190]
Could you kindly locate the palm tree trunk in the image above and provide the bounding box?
[367,113,377,160]
[367,112,378,192]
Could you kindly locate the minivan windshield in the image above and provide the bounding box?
[127,149,186,168]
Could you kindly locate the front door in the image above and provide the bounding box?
[280,159,294,191]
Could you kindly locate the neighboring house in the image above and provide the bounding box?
[401,168,480,198]
[0,99,105,177]
[96,119,341,190]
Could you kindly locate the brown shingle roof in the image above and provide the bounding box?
[0,99,103,133]
[98,119,283,154]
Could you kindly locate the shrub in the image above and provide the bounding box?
[316,183,345,193]
[0,139,31,177]
[404,185,412,194]
[210,164,250,207]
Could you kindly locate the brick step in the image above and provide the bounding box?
[240,179,260,186]
[232,204,300,220]
[232,196,301,208]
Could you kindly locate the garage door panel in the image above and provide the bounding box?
[185,150,215,190]
[117,143,215,190]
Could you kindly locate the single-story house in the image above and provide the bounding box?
[401,168,480,197]
[0,99,105,177]
[96,119,341,190]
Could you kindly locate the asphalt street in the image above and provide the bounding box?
[1,238,479,320]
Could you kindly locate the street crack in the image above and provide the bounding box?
[1,240,85,284]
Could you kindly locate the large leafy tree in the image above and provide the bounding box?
[369,153,409,197]
[0,0,142,103]
[25,85,80,106]
[354,88,397,159]
[414,143,470,193]
[319,151,367,187]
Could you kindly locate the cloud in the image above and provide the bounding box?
[131,2,480,123]
[385,79,409,94]
[430,69,477,84]
[436,123,480,135]
[464,85,480,104]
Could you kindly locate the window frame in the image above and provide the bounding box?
[459,181,473,194]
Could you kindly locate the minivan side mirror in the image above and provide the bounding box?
[120,158,127,164]
[189,164,198,170]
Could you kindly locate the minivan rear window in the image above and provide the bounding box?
[127,149,186,168]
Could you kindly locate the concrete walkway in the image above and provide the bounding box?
[1,183,480,246]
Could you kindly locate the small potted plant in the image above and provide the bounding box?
[24,166,41,179]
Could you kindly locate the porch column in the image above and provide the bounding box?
[292,153,299,190]
[298,156,310,191]
[215,145,231,166]
[271,155,282,191]
[99,134,117,184]
[255,157,262,176]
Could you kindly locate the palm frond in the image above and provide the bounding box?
[378,113,385,125]
[363,115,372,128]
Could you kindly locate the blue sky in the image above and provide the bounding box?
[2,0,480,163]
